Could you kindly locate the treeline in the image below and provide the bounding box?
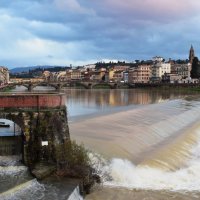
[95,59,189,69]
[10,66,71,78]
[31,66,70,73]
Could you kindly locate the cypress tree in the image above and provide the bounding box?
[191,57,200,78]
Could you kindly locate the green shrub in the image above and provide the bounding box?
[55,140,89,169]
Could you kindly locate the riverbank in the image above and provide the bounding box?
[136,84,200,93]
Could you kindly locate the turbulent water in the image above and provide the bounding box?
[0,155,82,200]
[66,89,200,200]
[8,87,200,199]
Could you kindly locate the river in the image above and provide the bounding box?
[65,88,200,200]
[2,87,200,199]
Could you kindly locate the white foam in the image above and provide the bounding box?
[0,165,27,175]
[88,127,200,192]
[0,179,45,200]
[92,139,200,192]
[0,155,22,166]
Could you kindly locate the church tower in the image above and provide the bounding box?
[189,45,195,64]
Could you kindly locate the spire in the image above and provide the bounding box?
[189,45,195,64]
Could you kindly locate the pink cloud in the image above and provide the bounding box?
[91,0,200,23]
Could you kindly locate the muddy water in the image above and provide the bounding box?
[66,89,200,200]
[9,87,200,199]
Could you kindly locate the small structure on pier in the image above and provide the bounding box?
[0,119,22,155]
[0,93,69,166]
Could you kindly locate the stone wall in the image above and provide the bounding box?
[0,93,69,167]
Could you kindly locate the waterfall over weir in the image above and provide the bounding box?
[71,98,200,199]
[71,99,200,169]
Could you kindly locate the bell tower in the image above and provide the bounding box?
[189,45,195,64]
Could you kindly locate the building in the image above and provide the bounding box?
[66,69,83,81]
[108,69,115,82]
[90,68,106,82]
[123,71,129,83]
[0,66,9,85]
[49,72,58,82]
[151,63,171,82]
[113,65,130,71]
[57,71,68,81]
[171,63,191,79]
[43,71,51,81]
[129,65,152,83]
[113,70,124,82]
[180,77,199,84]
[162,73,182,83]
[83,64,96,71]
[189,45,195,64]
[152,56,164,63]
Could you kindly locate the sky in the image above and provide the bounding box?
[1,0,200,68]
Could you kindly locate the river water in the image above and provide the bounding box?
[65,88,200,200]
[2,87,200,199]
[0,87,82,200]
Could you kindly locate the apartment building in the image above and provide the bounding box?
[129,65,152,83]
[171,63,191,79]
[151,63,171,82]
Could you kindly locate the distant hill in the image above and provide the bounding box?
[10,66,67,73]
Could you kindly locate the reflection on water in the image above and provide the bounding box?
[68,89,200,200]
[66,88,185,107]
[12,86,199,118]
[64,89,200,118]
[10,86,200,199]
[11,86,199,112]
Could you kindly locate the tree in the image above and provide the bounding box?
[191,57,200,78]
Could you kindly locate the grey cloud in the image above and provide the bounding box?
[0,0,200,68]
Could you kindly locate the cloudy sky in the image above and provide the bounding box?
[1,0,200,68]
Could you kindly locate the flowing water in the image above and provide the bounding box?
[7,87,200,199]
[0,155,82,200]
[65,89,200,200]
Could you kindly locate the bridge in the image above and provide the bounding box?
[6,80,130,91]
[0,93,69,167]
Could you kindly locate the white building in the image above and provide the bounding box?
[83,64,96,71]
[152,56,164,63]
[151,63,171,82]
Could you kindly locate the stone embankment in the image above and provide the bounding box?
[0,92,99,198]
